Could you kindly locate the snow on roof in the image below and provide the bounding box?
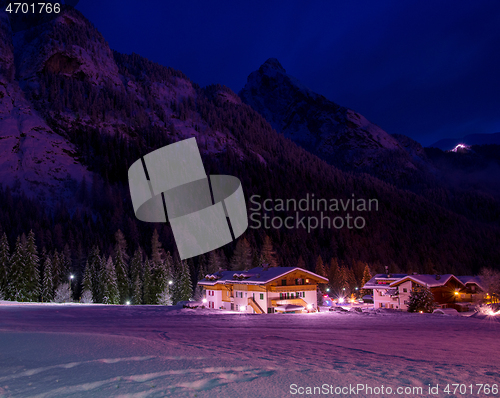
[389,274,464,288]
[198,267,328,286]
[456,276,484,290]
[362,274,408,289]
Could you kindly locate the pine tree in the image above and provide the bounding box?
[150,231,170,304]
[338,265,349,296]
[346,267,357,295]
[230,238,252,271]
[206,250,221,274]
[42,257,54,302]
[328,258,340,291]
[101,256,119,304]
[315,256,326,277]
[86,246,101,303]
[81,260,93,303]
[142,258,153,304]
[260,235,278,267]
[133,273,143,305]
[197,253,208,282]
[23,230,40,302]
[173,259,192,304]
[51,249,62,289]
[129,247,143,304]
[407,285,435,313]
[7,236,25,301]
[113,230,129,304]
[361,264,372,296]
[0,233,10,297]
[297,256,306,269]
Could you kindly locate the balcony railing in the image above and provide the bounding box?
[268,285,316,293]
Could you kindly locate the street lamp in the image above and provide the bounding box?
[69,274,74,298]
[168,280,173,285]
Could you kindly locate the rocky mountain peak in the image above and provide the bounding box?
[260,58,286,74]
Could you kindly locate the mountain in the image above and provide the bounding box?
[1,7,499,279]
[239,58,426,178]
[431,132,500,151]
[0,10,90,202]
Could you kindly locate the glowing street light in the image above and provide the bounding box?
[306,304,313,310]
[202,298,207,303]
[168,280,173,285]
[240,305,246,312]
[125,301,130,305]
[338,297,345,304]
[69,274,74,280]
[326,288,330,292]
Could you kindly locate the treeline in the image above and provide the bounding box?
[0,228,193,305]
[0,223,376,304]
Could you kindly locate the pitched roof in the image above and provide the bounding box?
[456,275,484,290]
[389,274,464,288]
[362,274,408,289]
[198,266,328,286]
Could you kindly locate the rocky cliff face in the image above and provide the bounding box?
[0,10,90,201]
[240,58,424,175]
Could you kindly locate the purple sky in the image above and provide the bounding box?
[76,0,500,146]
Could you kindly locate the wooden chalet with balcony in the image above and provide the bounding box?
[197,266,328,314]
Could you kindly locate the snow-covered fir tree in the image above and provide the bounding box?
[129,247,143,304]
[23,230,40,302]
[41,256,55,302]
[172,257,192,304]
[113,229,130,304]
[54,283,72,303]
[101,256,119,304]
[407,285,435,313]
[81,260,93,303]
[86,246,101,303]
[230,238,252,271]
[7,236,25,301]
[142,258,153,304]
[0,232,10,297]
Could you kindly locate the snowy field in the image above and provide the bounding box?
[0,303,499,398]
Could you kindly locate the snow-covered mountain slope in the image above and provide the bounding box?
[240,58,422,173]
[0,10,90,201]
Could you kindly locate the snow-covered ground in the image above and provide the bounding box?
[0,303,499,397]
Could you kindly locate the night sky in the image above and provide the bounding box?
[77,0,500,146]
